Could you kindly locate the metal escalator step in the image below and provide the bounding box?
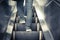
[19,16,35,23]
[16,23,26,31]
[31,23,37,31]
[13,31,39,40]
[16,23,37,31]
[24,16,35,23]
[24,16,39,23]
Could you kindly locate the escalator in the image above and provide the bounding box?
[0,0,60,40]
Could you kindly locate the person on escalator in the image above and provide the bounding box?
[14,0,32,31]
[16,0,25,23]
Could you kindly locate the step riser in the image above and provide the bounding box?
[15,23,37,31]
[13,31,39,40]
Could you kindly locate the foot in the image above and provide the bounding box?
[19,17,25,23]
[25,27,32,32]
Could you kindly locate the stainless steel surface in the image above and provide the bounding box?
[14,31,39,40]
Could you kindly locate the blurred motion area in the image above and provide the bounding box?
[0,0,60,40]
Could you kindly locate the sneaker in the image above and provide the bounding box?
[25,26,32,32]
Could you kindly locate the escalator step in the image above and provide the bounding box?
[16,23,37,31]
[13,31,39,40]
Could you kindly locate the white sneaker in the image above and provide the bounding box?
[19,18,25,23]
[25,27,32,32]
[26,28,32,32]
